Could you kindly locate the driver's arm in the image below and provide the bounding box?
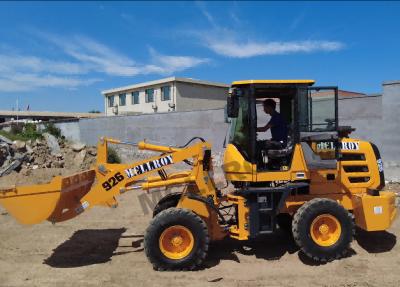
[257,122,273,132]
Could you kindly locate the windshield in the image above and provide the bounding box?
[228,96,250,159]
[299,88,337,132]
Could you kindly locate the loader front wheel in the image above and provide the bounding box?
[292,198,354,262]
[144,208,209,271]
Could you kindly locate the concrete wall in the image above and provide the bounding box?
[56,121,81,143]
[57,109,229,150]
[339,96,383,150]
[381,81,400,181]
[338,90,399,181]
[175,82,228,111]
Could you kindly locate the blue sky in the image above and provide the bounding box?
[0,1,399,112]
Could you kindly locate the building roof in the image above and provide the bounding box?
[311,90,368,98]
[383,80,400,86]
[0,110,103,119]
[102,77,230,95]
[232,79,315,85]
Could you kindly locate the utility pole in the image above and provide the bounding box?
[16,96,19,124]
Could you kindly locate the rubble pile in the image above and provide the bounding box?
[0,133,96,177]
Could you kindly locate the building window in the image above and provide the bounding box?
[132,91,139,105]
[161,86,171,101]
[145,88,154,103]
[119,93,126,106]
[108,95,115,107]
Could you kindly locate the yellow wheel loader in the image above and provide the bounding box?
[0,80,397,270]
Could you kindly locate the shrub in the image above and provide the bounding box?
[10,123,23,134]
[43,123,62,138]
[0,123,42,141]
[107,147,121,164]
[22,123,42,140]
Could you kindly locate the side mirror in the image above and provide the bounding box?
[226,95,239,118]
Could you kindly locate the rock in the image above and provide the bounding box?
[32,165,39,170]
[74,150,87,166]
[87,147,97,156]
[35,138,42,146]
[2,126,11,132]
[71,142,86,152]
[14,153,27,161]
[12,140,26,151]
[43,133,61,155]
[0,134,13,145]
[34,156,45,166]
[53,160,65,168]
[0,157,24,176]
[55,153,63,159]
[26,144,34,154]
[0,143,9,162]
[21,168,31,176]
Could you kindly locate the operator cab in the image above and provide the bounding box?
[226,80,339,172]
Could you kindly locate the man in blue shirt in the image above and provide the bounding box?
[257,99,288,146]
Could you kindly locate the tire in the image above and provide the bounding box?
[292,198,354,262]
[144,208,209,271]
[152,192,182,217]
[277,213,293,233]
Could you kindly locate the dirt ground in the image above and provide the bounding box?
[0,179,399,287]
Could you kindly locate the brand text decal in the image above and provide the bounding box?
[317,141,360,151]
[124,155,173,178]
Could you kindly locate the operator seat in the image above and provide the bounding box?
[267,136,293,159]
[300,142,337,170]
[267,124,293,159]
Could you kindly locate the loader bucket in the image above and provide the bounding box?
[0,169,96,225]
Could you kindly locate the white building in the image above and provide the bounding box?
[102,77,229,116]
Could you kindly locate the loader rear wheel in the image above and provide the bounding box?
[292,198,354,262]
[144,208,209,271]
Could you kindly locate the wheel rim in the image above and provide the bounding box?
[159,225,194,260]
[310,214,342,247]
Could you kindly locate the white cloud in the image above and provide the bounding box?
[194,4,345,58]
[0,55,88,75]
[0,53,99,92]
[37,32,209,77]
[195,1,217,28]
[0,73,100,92]
[206,37,344,58]
[0,32,209,92]
[38,33,141,77]
[146,47,209,75]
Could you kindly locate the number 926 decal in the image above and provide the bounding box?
[102,172,125,191]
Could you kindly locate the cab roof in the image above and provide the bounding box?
[232,79,315,86]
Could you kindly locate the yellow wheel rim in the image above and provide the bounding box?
[159,225,194,260]
[310,214,342,247]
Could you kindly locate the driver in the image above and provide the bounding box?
[257,99,288,147]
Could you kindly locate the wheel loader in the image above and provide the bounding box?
[0,80,397,270]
